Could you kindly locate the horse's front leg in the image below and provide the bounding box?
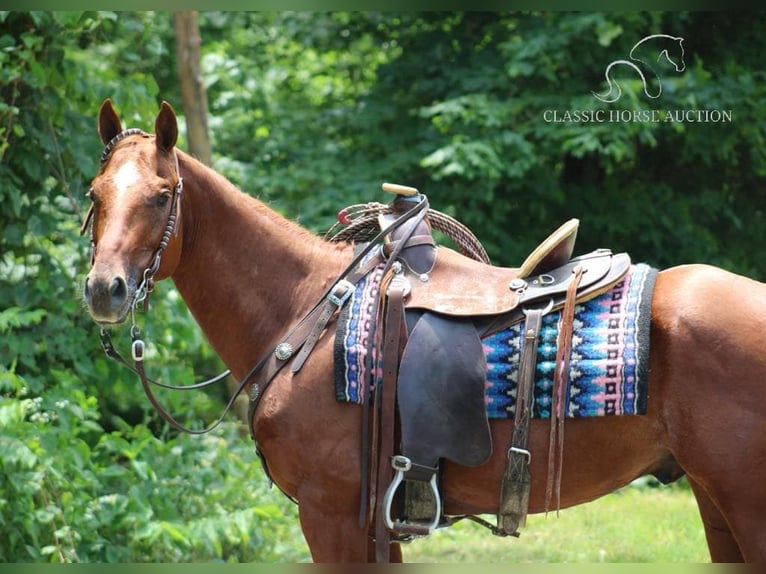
[297,488,403,562]
[367,538,403,563]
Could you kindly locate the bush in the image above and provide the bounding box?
[0,374,306,562]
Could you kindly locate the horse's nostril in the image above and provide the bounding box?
[110,276,127,302]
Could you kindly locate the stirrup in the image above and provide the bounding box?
[382,455,441,536]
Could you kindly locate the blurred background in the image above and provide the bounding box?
[1,11,764,562]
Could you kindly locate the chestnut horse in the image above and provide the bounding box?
[82,100,766,562]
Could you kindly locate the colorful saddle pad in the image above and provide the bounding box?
[334,262,657,419]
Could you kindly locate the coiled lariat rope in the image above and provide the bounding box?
[324,201,491,265]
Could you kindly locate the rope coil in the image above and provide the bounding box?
[325,201,490,264]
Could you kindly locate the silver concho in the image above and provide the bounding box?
[274,342,294,361]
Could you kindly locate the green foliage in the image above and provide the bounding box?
[0,388,305,562]
[201,12,766,275]
[0,11,304,562]
[1,10,765,562]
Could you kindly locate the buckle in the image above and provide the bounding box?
[131,339,145,362]
[508,446,532,464]
[328,279,355,307]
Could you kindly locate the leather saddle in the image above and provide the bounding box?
[358,184,631,546]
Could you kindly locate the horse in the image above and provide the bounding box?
[593,34,686,103]
[81,99,766,563]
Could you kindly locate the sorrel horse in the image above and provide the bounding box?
[82,99,766,562]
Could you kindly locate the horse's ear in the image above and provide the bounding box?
[98,99,122,145]
[155,101,178,152]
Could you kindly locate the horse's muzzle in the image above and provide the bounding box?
[83,270,132,324]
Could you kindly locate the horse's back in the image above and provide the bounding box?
[443,263,766,516]
[652,263,766,368]
[651,263,766,426]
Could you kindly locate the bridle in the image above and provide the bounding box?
[82,129,431,436]
[82,128,184,300]
[82,129,238,435]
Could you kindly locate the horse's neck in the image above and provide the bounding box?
[171,152,352,378]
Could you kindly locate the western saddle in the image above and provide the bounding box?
[248,182,630,562]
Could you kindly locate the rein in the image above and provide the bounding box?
[84,131,431,435]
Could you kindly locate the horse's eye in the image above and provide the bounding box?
[156,192,171,208]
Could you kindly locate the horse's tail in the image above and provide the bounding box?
[592,60,649,103]
[592,60,627,103]
[591,86,620,104]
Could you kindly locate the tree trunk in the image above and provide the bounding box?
[173,11,213,167]
[174,12,253,420]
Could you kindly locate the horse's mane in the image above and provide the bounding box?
[176,148,340,260]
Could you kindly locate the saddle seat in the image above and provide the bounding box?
[376,184,616,320]
[390,215,628,327]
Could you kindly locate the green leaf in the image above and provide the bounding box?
[0,307,47,334]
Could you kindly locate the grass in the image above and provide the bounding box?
[402,484,710,563]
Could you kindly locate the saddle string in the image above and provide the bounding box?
[544,263,584,515]
[312,196,435,531]
[365,199,431,560]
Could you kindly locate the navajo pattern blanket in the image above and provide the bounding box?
[334,262,657,419]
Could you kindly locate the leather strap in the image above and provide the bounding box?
[545,263,584,514]
[247,249,388,425]
[497,305,545,536]
[114,292,335,437]
[382,235,436,257]
[289,254,383,374]
[360,200,431,536]
[374,276,408,562]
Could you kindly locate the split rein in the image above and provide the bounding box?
[83,130,432,435]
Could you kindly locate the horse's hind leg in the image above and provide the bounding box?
[653,266,766,562]
[687,477,743,562]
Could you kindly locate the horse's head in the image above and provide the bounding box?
[82,99,184,324]
[660,36,686,73]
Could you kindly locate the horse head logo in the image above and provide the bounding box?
[593,34,686,103]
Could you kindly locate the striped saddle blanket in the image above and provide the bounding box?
[334,263,657,419]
